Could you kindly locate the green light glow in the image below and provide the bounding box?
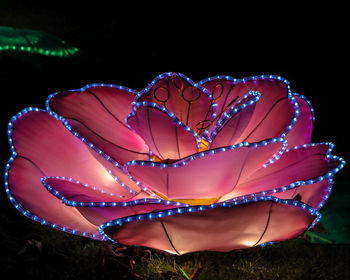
[0,26,79,57]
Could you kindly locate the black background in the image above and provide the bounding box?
[1,3,348,183]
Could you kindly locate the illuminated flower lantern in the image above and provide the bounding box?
[5,72,345,255]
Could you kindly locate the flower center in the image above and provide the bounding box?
[198,138,209,152]
[155,192,219,206]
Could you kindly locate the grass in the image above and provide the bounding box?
[132,241,349,279]
[1,210,350,280]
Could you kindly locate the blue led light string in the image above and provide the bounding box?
[41,176,189,208]
[124,137,287,171]
[206,90,261,147]
[292,92,316,123]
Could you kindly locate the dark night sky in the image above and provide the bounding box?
[0,3,348,183]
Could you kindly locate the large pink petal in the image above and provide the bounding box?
[101,198,318,254]
[47,84,149,165]
[285,93,314,147]
[8,155,101,239]
[10,110,135,195]
[126,139,285,200]
[7,110,142,238]
[136,72,214,132]
[200,76,297,143]
[219,143,342,202]
[127,102,200,160]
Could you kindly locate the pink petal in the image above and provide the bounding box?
[136,73,214,132]
[77,203,180,228]
[40,176,183,227]
[42,177,145,203]
[285,93,313,147]
[272,179,332,209]
[8,156,101,238]
[127,103,199,160]
[8,110,142,237]
[219,143,340,201]
[250,200,316,247]
[85,149,147,196]
[126,139,285,200]
[47,85,149,165]
[209,91,259,149]
[102,199,317,254]
[11,111,129,192]
[200,76,296,143]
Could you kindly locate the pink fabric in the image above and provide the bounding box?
[137,73,213,131]
[285,94,313,147]
[42,177,177,227]
[104,200,314,255]
[7,73,345,254]
[48,85,149,165]
[209,93,258,148]
[201,78,295,143]
[9,143,100,238]
[43,177,144,202]
[8,111,143,238]
[77,204,179,227]
[9,157,99,235]
[219,143,340,201]
[272,179,331,209]
[11,111,131,195]
[127,141,284,199]
[127,104,198,160]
